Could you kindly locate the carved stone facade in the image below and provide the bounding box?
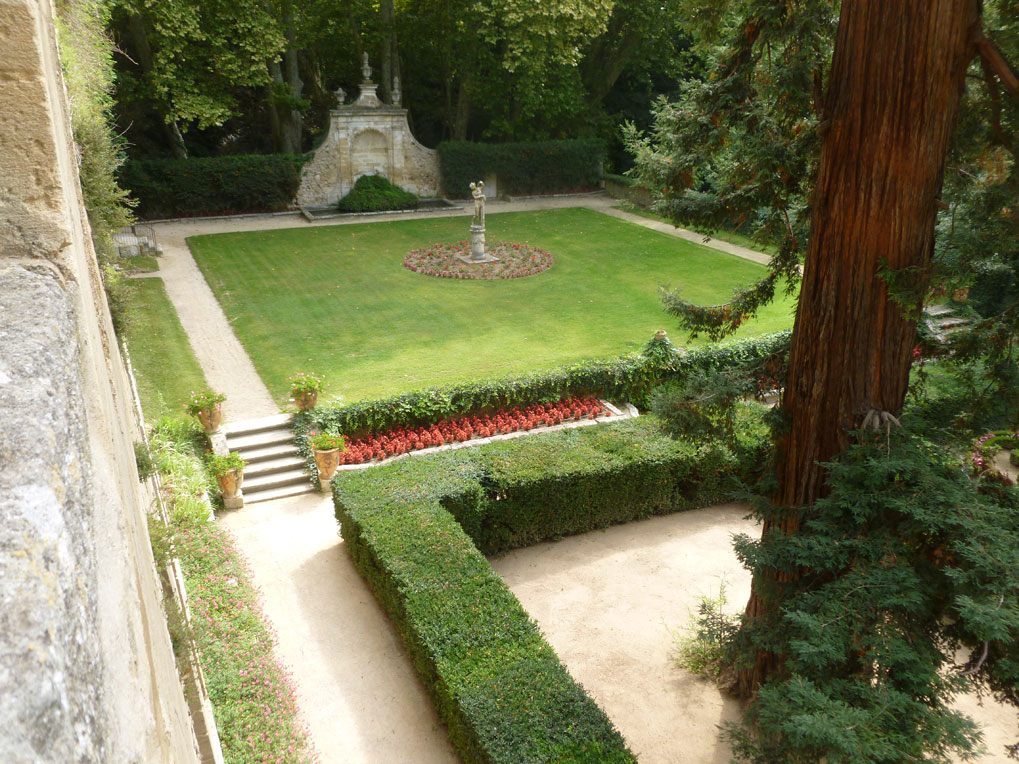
[297,81,441,207]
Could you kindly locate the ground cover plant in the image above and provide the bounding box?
[188,208,796,404]
[121,278,209,420]
[332,412,768,763]
[337,174,418,213]
[148,418,316,764]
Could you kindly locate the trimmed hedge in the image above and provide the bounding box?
[338,174,418,213]
[120,154,306,220]
[333,413,768,763]
[439,140,605,198]
[298,331,790,440]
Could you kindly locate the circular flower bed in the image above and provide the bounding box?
[404,241,553,279]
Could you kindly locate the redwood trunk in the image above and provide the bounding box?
[738,0,979,696]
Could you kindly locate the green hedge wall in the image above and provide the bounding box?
[120,154,306,220]
[438,140,605,197]
[298,331,790,440]
[333,413,768,763]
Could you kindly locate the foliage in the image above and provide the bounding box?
[298,331,790,441]
[120,154,305,219]
[332,412,766,553]
[652,371,757,448]
[307,432,346,451]
[147,418,316,764]
[205,451,245,477]
[331,411,766,763]
[438,140,605,196]
[288,372,323,395]
[134,440,155,481]
[120,278,209,422]
[184,388,226,416]
[336,173,418,212]
[55,0,136,335]
[188,209,796,403]
[726,429,1019,763]
[112,0,284,132]
[672,580,740,681]
[623,0,836,338]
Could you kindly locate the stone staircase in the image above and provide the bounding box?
[222,414,315,503]
[924,303,972,342]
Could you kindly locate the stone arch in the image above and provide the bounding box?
[350,128,391,181]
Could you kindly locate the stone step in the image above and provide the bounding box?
[924,304,954,317]
[244,482,317,504]
[242,468,310,493]
[222,413,293,438]
[227,427,294,452]
[243,455,306,478]
[239,442,301,464]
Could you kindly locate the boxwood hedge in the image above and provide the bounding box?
[299,331,789,441]
[332,412,769,763]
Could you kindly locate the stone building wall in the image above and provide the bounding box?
[297,84,441,207]
[0,0,199,761]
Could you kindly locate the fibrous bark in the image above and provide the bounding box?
[739,0,981,696]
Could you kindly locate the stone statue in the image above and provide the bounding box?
[470,181,486,227]
[361,52,372,83]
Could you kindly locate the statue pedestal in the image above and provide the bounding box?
[459,224,498,264]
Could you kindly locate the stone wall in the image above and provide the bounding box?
[297,85,441,207]
[0,0,199,761]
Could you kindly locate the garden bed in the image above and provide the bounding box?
[404,241,553,279]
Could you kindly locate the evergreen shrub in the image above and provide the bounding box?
[299,331,790,441]
[120,154,306,219]
[337,174,418,212]
[438,139,605,197]
[332,414,766,763]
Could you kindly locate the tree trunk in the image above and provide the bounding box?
[379,0,400,104]
[124,9,188,158]
[452,73,472,141]
[267,0,303,154]
[737,0,980,697]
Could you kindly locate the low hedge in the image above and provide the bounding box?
[298,331,790,440]
[438,139,605,197]
[338,174,418,212]
[333,414,768,762]
[120,154,306,219]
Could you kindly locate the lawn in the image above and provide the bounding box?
[122,277,209,420]
[188,207,795,404]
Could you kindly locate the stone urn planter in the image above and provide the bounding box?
[309,432,346,490]
[289,373,323,412]
[197,402,224,434]
[185,389,227,434]
[294,390,318,411]
[217,467,243,498]
[208,451,245,509]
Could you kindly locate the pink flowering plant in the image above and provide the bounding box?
[184,388,227,416]
[403,241,553,280]
[147,418,317,764]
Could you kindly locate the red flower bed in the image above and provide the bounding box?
[338,396,608,465]
[403,241,553,280]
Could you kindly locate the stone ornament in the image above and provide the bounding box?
[470,180,486,227]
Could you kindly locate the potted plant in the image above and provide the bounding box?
[289,373,324,411]
[207,451,245,499]
[309,431,346,488]
[185,389,227,434]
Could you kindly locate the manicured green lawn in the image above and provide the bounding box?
[122,277,209,421]
[188,208,795,404]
